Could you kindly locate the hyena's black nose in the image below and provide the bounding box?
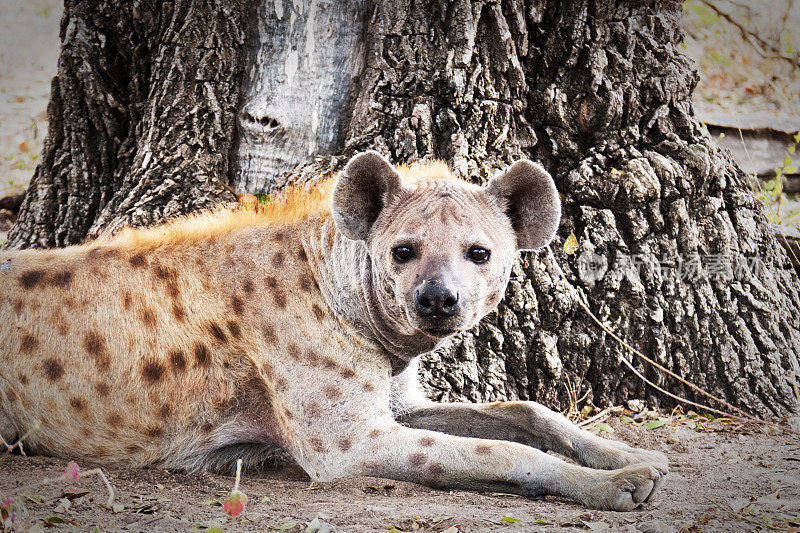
[415,282,459,318]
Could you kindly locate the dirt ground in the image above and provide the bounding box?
[0,0,60,202]
[2,414,799,532]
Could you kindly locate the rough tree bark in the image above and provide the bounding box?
[7,0,255,247]
[8,0,800,416]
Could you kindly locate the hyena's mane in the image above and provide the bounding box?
[98,159,457,254]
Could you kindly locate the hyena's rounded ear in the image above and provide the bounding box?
[332,151,404,241]
[485,160,561,251]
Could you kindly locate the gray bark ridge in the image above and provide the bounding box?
[8,0,255,248]
[232,0,369,194]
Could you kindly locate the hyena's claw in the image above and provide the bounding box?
[645,464,668,502]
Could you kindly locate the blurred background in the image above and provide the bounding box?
[682,0,800,242]
[0,0,798,241]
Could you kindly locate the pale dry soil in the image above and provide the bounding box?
[0,0,60,200]
[1,415,798,533]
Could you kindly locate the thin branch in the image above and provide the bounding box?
[1,420,40,456]
[697,0,799,68]
[80,468,116,507]
[577,406,623,428]
[12,465,115,506]
[232,459,243,493]
[560,270,798,435]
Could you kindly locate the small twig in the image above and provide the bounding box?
[12,464,115,507]
[232,458,243,493]
[577,406,623,428]
[2,420,40,456]
[1,421,40,467]
[222,458,248,517]
[80,468,115,507]
[562,374,585,420]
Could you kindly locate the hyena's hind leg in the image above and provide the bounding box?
[0,405,20,451]
[180,443,290,475]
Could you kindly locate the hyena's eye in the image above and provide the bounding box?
[467,246,490,263]
[392,245,415,263]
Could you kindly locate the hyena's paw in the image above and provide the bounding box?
[587,463,666,511]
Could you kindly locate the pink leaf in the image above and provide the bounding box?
[222,490,247,518]
[64,461,79,481]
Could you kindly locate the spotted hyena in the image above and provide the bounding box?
[0,152,666,510]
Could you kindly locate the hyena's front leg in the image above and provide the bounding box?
[398,401,668,473]
[312,420,664,511]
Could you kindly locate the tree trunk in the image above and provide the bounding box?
[9,0,800,416]
[231,0,369,194]
[7,0,256,248]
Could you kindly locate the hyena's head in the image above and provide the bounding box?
[332,151,560,356]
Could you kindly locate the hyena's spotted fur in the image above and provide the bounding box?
[0,152,667,510]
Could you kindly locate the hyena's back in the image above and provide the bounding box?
[0,224,284,466]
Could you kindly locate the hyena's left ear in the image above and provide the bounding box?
[332,151,404,241]
[485,159,561,251]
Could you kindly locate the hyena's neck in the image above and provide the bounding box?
[302,215,441,370]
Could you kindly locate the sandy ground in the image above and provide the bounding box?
[683,0,800,120]
[0,0,60,201]
[2,414,799,532]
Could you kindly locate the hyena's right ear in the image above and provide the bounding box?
[332,151,404,241]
